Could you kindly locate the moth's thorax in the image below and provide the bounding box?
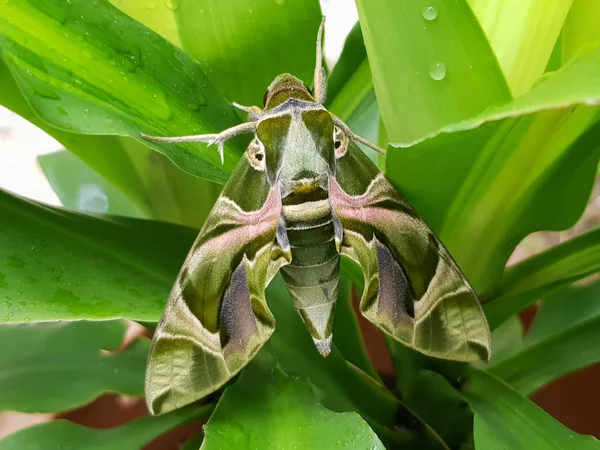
[263,73,314,110]
[256,101,335,198]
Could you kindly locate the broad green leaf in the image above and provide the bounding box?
[38,150,146,218]
[488,280,600,395]
[173,0,321,106]
[0,59,151,215]
[0,320,147,413]
[109,0,181,46]
[326,22,366,104]
[109,137,222,229]
[463,369,600,450]
[562,0,600,64]
[109,0,321,108]
[468,0,572,95]
[2,56,219,229]
[0,404,212,450]
[355,0,511,144]
[0,0,241,183]
[202,353,385,450]
[326,24,379,154]
[484,228,600,329]
[0,188,195,323]
[388,46,600,291]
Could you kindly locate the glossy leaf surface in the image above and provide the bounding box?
[0,404,211,450]
[0,188,194,323]
[388,47,600,291]
[468,0,571,95]
[484,228,600,329]
[202,353,385,450]
[464,369,600,450]
[0,321,147,413]
[488,280,600,395]
[0,0,240,183]
[355,0,511,144]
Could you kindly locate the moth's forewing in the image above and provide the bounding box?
[330,141,491,361]
[145,152,285,415]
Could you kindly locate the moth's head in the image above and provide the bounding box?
[263,74,314,110]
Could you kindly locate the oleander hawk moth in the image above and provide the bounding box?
[141,18,491,415]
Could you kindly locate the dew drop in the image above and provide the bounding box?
[429,62,446,81]
[422,5,438,21]
[164,0,178,10]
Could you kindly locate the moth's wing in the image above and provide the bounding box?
[146,156,287,414]
[330,142,491,361]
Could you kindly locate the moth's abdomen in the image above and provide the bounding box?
[280,192,339,356]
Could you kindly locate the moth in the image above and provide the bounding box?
[141,18,491,415]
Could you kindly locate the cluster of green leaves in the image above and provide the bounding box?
[0,0,599,448]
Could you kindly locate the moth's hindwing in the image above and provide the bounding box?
[145,154,286,415]
[330,142,491,361]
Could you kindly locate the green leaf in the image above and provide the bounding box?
[326,24,380,153]
[488,280,600,395]
[468,0,571,95]
[0,0,241,183]
[355,0,511,144]
[110,0,322,109]
[484,228,600,329]
[0,320,147,413]
[388,46,600,291]
[109,0,181,47]
[202,353,385,450]
[463,369,600,450]
[326,22,367,104]
[0,59,152,215]
[0,188,195,322]
[38,150,146,218]
[0,404,212,450]
[2,56,219,229]
[172,0,322,106]
[562,0,600,64]
[400,370,474,449]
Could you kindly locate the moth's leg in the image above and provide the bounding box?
[313,16,327,104]
[140,121,257,164]
[233,102,263,122]
[330,114,386,154]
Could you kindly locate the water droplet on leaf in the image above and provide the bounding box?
[429,62,446,81]
[422,6,438,21]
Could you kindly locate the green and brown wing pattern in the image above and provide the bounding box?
[146,158,285,414]
[330,142,491,362]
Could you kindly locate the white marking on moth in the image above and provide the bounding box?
[282,199,331,222]
[245,138,266,171]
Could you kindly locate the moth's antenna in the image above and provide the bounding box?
[313,16,327,104]
[331,114,386,154]
[140,121,257,165]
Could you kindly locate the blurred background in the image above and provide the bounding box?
[0,0,599,447]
